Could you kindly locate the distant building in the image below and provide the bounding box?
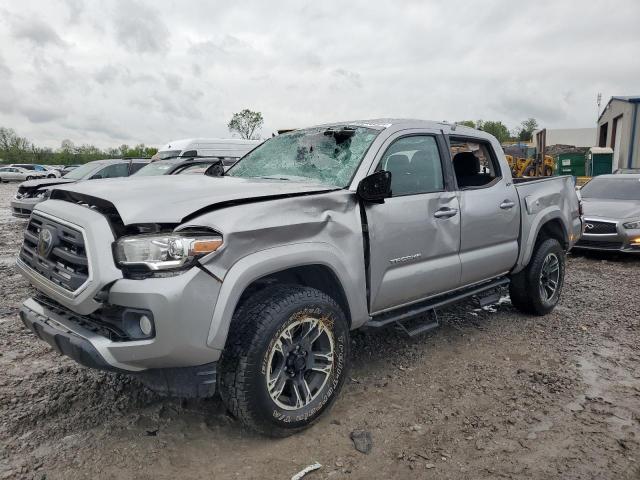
[597,96,640,169]
[531,128,596,148]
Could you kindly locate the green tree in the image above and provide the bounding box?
[477,120,511,143]
[457,120,476,128]
[516,118,538,142]
[228,109,264,139]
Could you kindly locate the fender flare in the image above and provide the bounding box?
[514,208,567,274]
[206,242,368,350]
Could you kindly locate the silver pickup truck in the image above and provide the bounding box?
[16,119,582,436]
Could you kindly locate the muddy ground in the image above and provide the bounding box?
[0,182,639,480]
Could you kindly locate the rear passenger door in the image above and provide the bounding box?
[448,137,520,285]
[366,131,461,313]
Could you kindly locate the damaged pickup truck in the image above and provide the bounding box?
[17,120,582,436]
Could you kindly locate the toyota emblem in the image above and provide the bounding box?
[37,228,54,257]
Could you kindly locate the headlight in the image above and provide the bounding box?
[623,220,640,229]
[114,233,223,271]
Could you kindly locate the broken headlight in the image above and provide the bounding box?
[114,233,223,272]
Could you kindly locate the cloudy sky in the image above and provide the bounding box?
[0,0,639,149]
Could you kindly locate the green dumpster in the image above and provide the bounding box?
[555,152,586,176]
[586,147,614,176]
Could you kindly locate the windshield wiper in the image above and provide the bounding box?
[259,176,290,181]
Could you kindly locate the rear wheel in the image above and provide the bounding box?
[509,238,565,315]
[218,284,349,437]
[26,175,33,180]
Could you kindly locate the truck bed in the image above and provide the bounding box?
[513,175,582,272]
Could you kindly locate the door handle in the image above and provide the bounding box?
[500,200,516,209]
[434,208,458,219]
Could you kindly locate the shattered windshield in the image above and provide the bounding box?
[227,126,379,187]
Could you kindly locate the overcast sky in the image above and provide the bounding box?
[0,0,639,149]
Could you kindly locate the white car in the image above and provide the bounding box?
[0,166,47,182]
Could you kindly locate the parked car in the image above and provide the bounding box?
[16,119,581,436]
[11,158,150,218]
[153,138,261,168]
[574,174,640,252]
[133,156,225,177]
[9,164,60,178]
[0,166,47,182]
[613,168,640,174]
[42,165,63,178]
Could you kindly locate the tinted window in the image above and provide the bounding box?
[377,135,444,196]
[134,162,174,176]
[129,162,148,174]
[93,163,130,179]
[581,177,640,200]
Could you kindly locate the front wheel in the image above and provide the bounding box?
[26,176,33,180]
[509,238,565,315]
[218,284,349,437]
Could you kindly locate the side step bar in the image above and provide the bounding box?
[365,277,510,336]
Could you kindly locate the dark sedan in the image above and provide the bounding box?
[575,174,640,252]
[132,156,225,177]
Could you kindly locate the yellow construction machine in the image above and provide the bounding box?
[505,154,555,178]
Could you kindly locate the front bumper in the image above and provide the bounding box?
[20,265,223,371]
[20,299,119,372]
[10,197,43,218]
[20,298,218,397]
[574,218,640,252]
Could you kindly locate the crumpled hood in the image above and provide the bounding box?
[18,178,75,192]
[50,175,337,224]
[581,198,640,219]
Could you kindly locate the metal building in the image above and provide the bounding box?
[597,96,640,170]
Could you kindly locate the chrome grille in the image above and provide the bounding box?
[19,214,89,292]
[583,220,617,235]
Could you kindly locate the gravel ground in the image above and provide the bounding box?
[1,182,639,480]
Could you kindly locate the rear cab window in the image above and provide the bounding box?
[449,138,501,189]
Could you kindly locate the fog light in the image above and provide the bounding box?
[139,315,153,336]
[122,309,155,339]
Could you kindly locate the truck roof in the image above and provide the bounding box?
[309,118,487,137]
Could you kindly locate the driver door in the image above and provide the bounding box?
[365,131,461,313]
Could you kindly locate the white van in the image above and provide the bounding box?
[154,138,261,167]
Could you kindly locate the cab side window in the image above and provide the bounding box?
[449,139,501,189]
[129,162,147,174]
[377,135,444,197]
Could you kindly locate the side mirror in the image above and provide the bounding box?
[204,162,224,177]
[357,170,392,203]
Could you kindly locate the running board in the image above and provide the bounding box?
[365,277,510,334]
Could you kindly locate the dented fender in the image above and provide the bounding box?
[204,242,369,351]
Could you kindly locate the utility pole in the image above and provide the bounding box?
[596,93,602,122]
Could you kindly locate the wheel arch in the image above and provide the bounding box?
[206,243,368,351]
[514,211,569,274]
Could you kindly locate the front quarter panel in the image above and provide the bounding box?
[182,191,368,350]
